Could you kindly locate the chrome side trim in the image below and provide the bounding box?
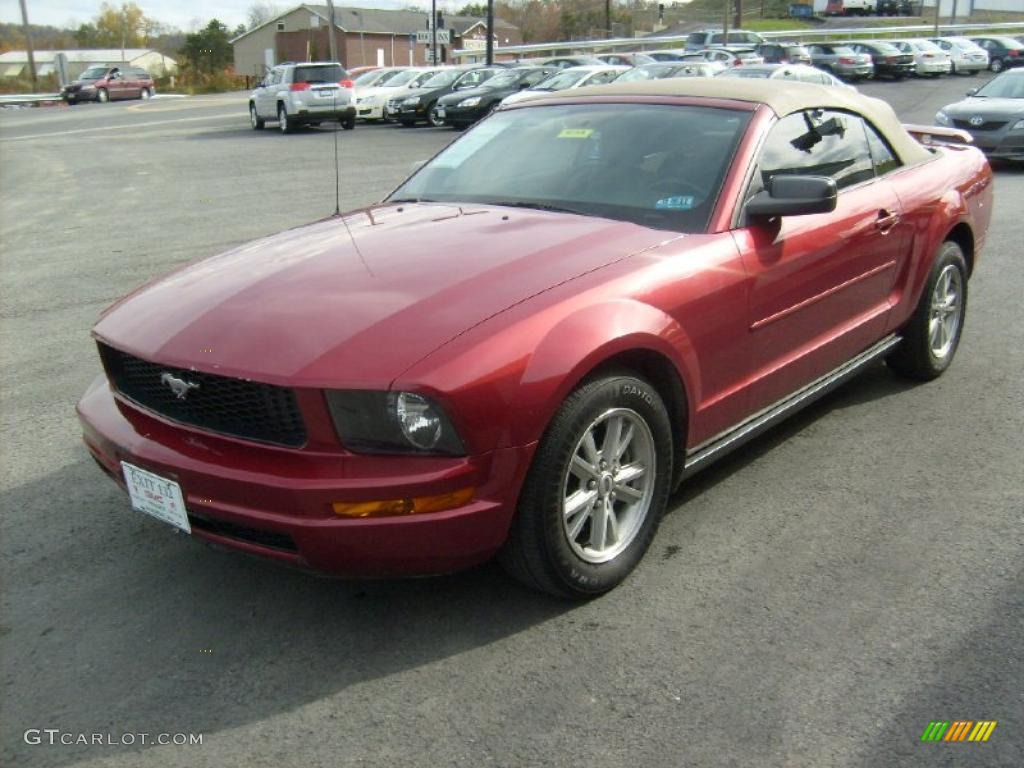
[681,334,901,479]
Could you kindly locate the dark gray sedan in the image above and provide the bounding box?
[935,69,1024,162]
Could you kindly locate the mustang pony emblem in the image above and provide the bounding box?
[160,372,200,400]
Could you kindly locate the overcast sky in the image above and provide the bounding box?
[0,1,468,32]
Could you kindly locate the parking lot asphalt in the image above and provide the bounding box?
[1,77,1022,768]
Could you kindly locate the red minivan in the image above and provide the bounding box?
[62,66,155,104]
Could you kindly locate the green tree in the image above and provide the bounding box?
[180,20,233,74]
[457,3,489,15]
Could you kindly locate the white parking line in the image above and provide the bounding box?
[0,113,239,142]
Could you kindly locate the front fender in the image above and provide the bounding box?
[395,293,695,455]
[511,299,695,446]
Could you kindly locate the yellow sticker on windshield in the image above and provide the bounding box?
[558,128,594,139]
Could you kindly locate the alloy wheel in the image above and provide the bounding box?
[928,264,963,360]
[560,407,656,564]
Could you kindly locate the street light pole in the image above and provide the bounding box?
[486,0,494,65]
[326,0,339,64]
[18,0,36,92]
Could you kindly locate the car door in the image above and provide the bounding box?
[257,68,280,117]
[732,109,908,413]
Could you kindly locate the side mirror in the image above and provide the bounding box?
[966,88,977,96]
[746,175,837,219]
[518,81,531,90]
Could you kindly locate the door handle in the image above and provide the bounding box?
[875,209,900,234]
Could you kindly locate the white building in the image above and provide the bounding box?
[0,49,178,80]
[920,0,1024,13]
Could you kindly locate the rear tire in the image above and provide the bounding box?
[140,87,151,100]
[500,374,673,598]
[990,58,1004,73]
[278,104,292,134]
[887,241,968,381]
[342,115,355,130]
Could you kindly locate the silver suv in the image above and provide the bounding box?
[249,62,356,134]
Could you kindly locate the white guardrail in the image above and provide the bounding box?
[0,93,63,105]
[452,20,1024,59]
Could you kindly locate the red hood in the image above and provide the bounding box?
[94,204,676,387]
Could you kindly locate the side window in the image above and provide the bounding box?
[589,71,618,85]
[863,121,900,176]
[758,110,875,192]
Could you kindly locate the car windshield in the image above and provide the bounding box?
[615,67,659,82]
[293,65,347,84]
[80,67,107,80]
[381,69,419,87]
[388,103,750,234]
[719,69,770,78]
[422,69,463,88]
[533,70,589,90]
[483,70,525,88]
[411,70,441,86]
[974,73,1024,99]
[354,70,387,86]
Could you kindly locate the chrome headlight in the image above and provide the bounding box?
[403,96,420,105]
[935,110,951,126]
[458,96,482,107]
[325,390,465,455]
[1012,118,1024,131]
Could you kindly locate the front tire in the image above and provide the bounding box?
[427,104,445,128]
[500,374,673,598]
[887,241,968,381]
[250,103,265,130]
[96,88,108,103]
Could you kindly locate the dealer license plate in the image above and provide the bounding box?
[122,462,191,533]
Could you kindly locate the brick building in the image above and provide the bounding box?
[231,4,522,77]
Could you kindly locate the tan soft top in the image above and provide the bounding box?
[528,77,932,166]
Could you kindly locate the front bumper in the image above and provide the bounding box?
[970,131,1024,161]
[438,103,489,125]
[396,102,429,122]
[356,101,384,120]
[77,376,535,577]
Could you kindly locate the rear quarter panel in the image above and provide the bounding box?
[883,145,992,332]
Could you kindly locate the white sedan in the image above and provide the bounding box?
[929,37,990,75]
[500,65,628,106]
[891,39,952,76]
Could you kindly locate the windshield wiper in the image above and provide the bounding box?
[481,200,588,216]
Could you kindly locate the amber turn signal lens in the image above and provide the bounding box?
[332,487,474,518]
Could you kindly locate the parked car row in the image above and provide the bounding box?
[248,35,1023,135]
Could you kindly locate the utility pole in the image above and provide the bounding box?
[723,0,730,41]
[19,0,36,91]
[326,0,339,63]
[486,0,494,65]
[734,0,743,29]
[431,0,437,65]
[606,0,611,39]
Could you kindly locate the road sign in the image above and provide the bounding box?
[417,29,449,44]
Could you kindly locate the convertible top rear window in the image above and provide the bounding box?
[389,103,751,234]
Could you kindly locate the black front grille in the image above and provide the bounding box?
[99,343,307,447]
[953,119,1008,132]
[189,513,298,552]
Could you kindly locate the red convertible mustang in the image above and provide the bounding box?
[78,79,992,597]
